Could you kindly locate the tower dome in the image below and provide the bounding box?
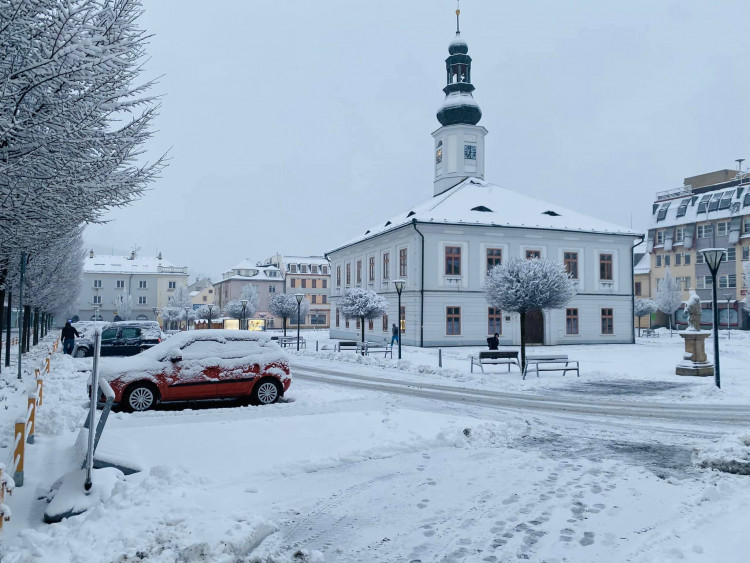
[436,30,482,127]
[448,32,468,55]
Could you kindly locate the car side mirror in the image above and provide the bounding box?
[170,355,182,363]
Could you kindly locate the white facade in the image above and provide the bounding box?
[432,123,488,196]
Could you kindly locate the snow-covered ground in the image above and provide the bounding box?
[1,331,749,562]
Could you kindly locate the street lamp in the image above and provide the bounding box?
[723,294,733,340]
[240,299,248,330]
[152,306,157,326]
[295,293,303,351]
[184,307,190,331]
[700,248,726,388]
[207,304,214,329]
[394,279,405,360]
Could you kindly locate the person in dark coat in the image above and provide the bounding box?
[61,321,81,355]
[391,323,399,346]
[487,332,500,350]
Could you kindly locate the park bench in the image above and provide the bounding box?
[522,354,579,380]
[337,341,360,352]
[278,336,306,349]
[470,351,520,373]
[642,329,659,338]
[363,342,393,359]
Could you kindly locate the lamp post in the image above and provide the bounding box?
[394,279,405,360]
[723,293,732,340]
[240,299,248,330]
[700,248,726,388]
[152,306,158,326]
[207,304,214,329]
[184,307,190,331]
[295,293,303,351]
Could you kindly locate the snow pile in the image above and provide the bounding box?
[44,467,123,523]
[693,433,750,475]
[34,353,89,436]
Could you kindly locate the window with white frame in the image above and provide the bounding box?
[138,296,147,305]
[726,247,736,262]
[697,225,712,239]
[445,246,461,276]
[696,275,711,289]
[601,308,614,334]
[717,222,729,236]
[93,295,102,304]
[696,252,705,264]
[93,279,102,288]
[719,274,736,289]
[116,280,125,289]
[168,281,176,289]
[743,246,750,261]
[656,230,665,245]
[138,280,147,289]
[446,307,461,335]
[675,228,684,242]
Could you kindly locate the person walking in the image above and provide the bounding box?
[487,332,500,350]
[61,320,80,355]
[391,323,399,346]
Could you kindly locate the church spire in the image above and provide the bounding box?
[437,1,482,127]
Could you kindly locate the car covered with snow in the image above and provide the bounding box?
[74,321,163,357]
[97,330,291,411]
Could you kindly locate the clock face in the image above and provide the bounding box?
[435,148,443,164]
[464,144,477,160]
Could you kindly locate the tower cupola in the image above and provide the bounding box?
[432,4,488,197]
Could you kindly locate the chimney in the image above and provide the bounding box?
[89,249,94,259]
[130,250,135,260]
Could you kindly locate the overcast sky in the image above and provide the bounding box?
[85,0,750,280]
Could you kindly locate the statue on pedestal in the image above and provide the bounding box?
[685,290,702,332]
[676,289,714,377]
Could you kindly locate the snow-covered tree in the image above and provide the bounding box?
[162,286,194,329]
[240,284,260,318]
[655,268,682,336]
[483,258,575,368]
[0,0,165,322]
[743,262,750,313]
[194,305,221,328]
[268,293,310,336]
[634,298,657,336]
[113,292,134,321]
[338,288,389,347]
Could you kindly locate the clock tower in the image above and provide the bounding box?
[432,7,488,197]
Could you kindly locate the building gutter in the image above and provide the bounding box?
[411,219,425,348]
[632,235,645,344]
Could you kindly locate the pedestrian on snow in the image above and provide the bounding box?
[391,323,399,346]
[61,320,81,355]
[487,332,500,350]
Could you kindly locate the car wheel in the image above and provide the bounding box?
[251,378,282,406]
[124,383,158,412]
[74,348,89,358]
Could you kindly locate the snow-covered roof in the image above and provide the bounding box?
[283,255,328,266]
[634,253,651,275]
[216,274,280,284]
[648,184,750,230]
[222,261,282,281]
[331,177,639,252]
[84,254,187,275]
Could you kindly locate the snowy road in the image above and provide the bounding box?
[291,360,750,430]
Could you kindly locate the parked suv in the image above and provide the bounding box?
[73,321,163,357]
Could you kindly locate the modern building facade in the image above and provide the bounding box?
[640,168,750,329]
[262,254,331,328]
[327,18,639,347]
[76,251,188,322]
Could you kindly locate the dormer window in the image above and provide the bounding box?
[542,210,560,216]
[471,205,492,212]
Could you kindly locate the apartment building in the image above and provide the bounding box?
[262,254,331,329]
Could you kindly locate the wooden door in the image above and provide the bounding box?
[524,310,544,345]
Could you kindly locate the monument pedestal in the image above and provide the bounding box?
[676,331,714,377]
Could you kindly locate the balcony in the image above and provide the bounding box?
[158,265,188,274]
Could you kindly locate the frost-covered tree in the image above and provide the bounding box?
[162,286,194,329]
[0,0,165,317]
[483,258,575,369]
[194,305,221,328]
[268,293,310,336]
[338,288,389,347]
[634,298,657,337]
[113,292,134,321]
[655,268,682,336]
[743,262,750,313]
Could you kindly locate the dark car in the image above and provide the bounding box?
[74,321,162,357]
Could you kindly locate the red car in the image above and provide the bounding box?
[97,330,291,411]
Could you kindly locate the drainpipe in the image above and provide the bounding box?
[632,235,645,344]
[411,219,425,348]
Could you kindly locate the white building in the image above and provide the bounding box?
[327,18,640,347]
[262,254,331,328]
[76,250,188,322]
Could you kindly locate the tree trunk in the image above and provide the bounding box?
[520,310,527,371]
[638,316,641,337]
[22,305,30,353]
[0,288,4,373]
[361,317,366,355]
[5,291,11,367]
[33,308,39,346]
[283,317,287,336]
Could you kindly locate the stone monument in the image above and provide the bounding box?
[676,291,714,376]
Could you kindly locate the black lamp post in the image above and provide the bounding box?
[723,293,732,340]
[700,248,726,388]
[240,299,248,330]
[207,304,214,329]
[394,279,405,360]
[295,293,303,351]
[184,307,190,331]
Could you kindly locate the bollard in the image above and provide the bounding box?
[45,357,50,374]
[13,419,25,486]
[0,464,11,530]
[35,368,40,379]
[316,340,319,352]
[439,348,442,368]
[37,377,43,407]
[26,395,36,444]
